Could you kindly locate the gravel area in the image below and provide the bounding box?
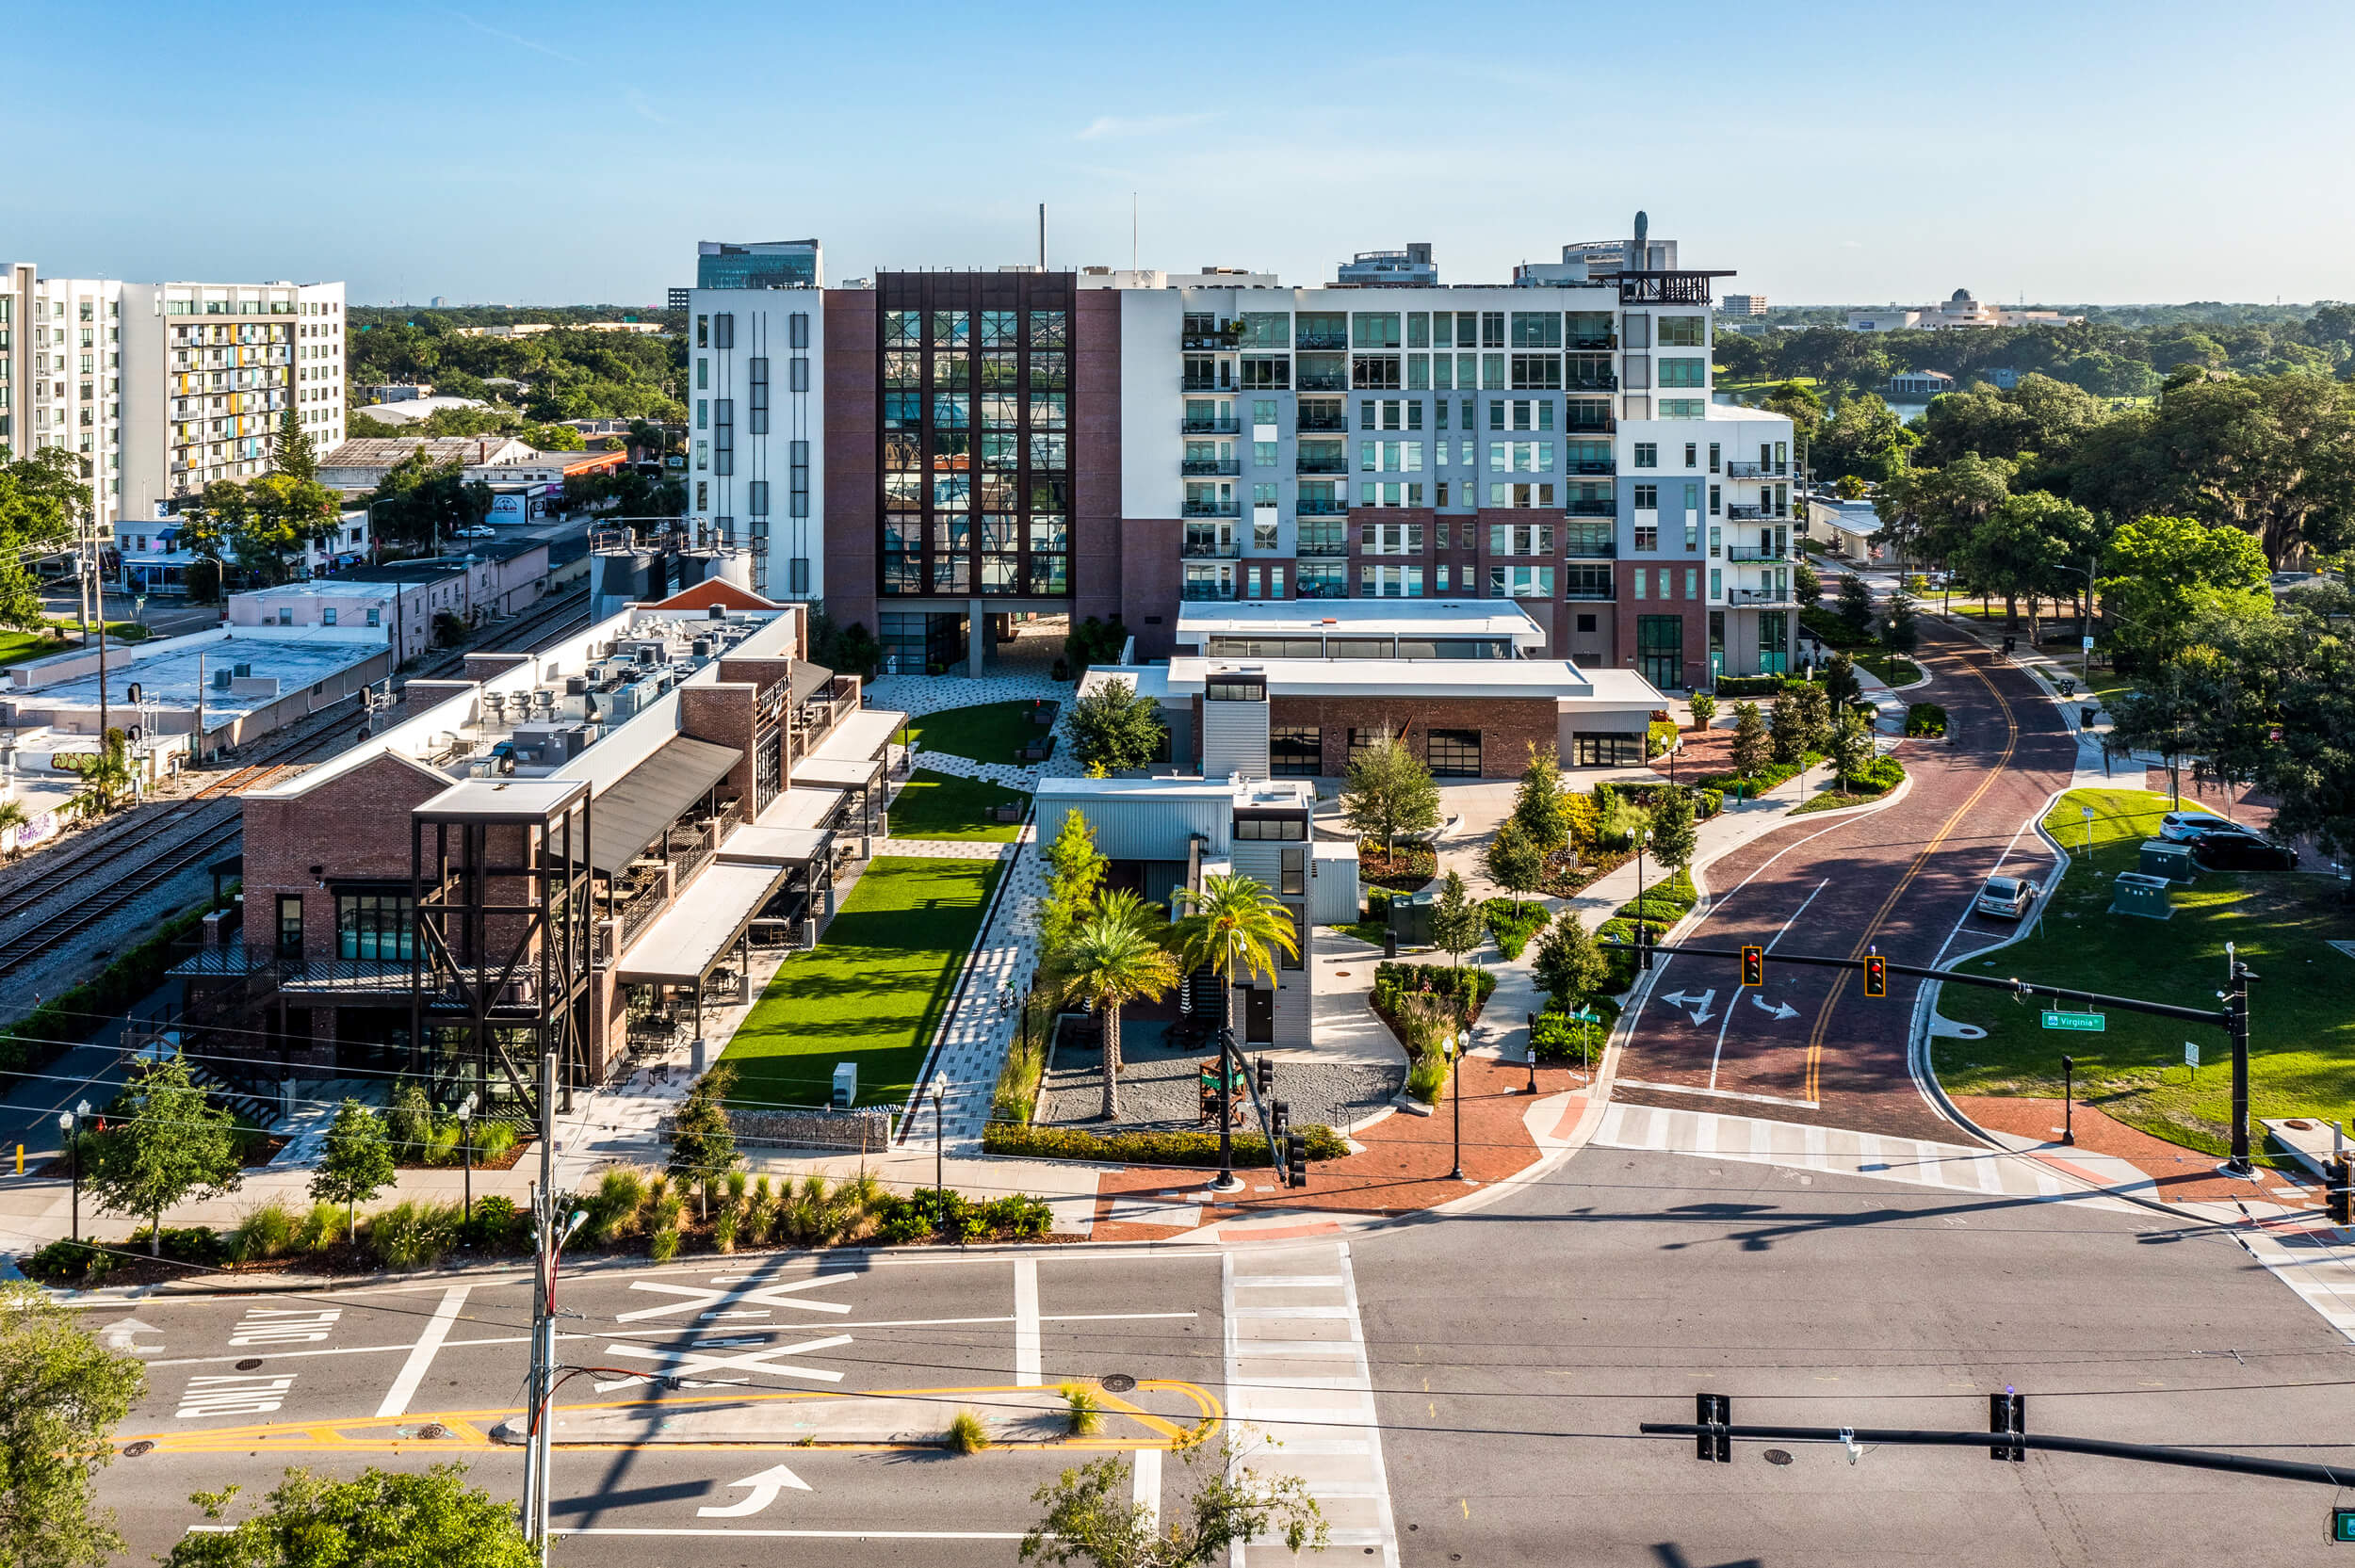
[1039,1019,1404,1132]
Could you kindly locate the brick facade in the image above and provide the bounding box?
[1613,559,1708,692]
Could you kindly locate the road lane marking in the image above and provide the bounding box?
[374,1284,471,1419]
[228,1308,341,1347]
[1711,877,1831,1088]
[696,1462,813,1516]
[1013,1258,1041,1386]
[593,1334,854,1392]
[1132,1445,1161,1531]
[554,1529,1030,1541]
[616,1274,856,1321]
[176,1374,296,1418]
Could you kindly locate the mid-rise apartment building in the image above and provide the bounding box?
[679,219,1795,693]
[1,264,346,537]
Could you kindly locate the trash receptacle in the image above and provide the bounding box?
[1389,889,1437,946]
[2080,705,2097,730]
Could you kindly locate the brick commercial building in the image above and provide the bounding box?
[176,580,902,1119]
[682,214,1796,690]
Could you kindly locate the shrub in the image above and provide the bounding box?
[299,1201,344,1255]
[581,1167,649,1245]
[981,1122,1349,1166]
[1614,783,1724,822]
[472,1122,518,1162]
[466,1194,525,1251]
[654,1191,686,1231]
[125,1225,228,1267]
[712,1209,739,1253]
[1687,692,1716,729]
[1061,1382,1104,1437]
[648,1226,682,1262]
[981,1194,1053,1238]
[367,1201,460,1271]
[1647,719,1679,758]
[873,1199,934,1245]
[1389,993,1458,1060]
[946,1411,991,1454]
[229,1199,301,1264]
[1369,961,1496,1021]
[386,1083,432,1163]
[1405,1050,1450,1106]
[726,1170,750,1209]
[423,1122,462,1167]
[1905,702,1949,737]
[1482,898,1548,962]
[19,1238,112,1285]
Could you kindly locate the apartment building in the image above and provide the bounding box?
[0,264,347,537]
[681,218,1795,694]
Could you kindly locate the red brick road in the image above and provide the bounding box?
[1614,618,2083,1140]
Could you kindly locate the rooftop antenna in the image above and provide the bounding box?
[1039,203,1047,272]
[1132,192,1138,273]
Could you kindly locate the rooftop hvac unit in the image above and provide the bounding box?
[565,675,589,696]
[708,605,726,621]
[212,669,233,690]
[691,638,712,658]
[234,663,252,678]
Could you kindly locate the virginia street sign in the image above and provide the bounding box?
[2042,1010,2106,1032]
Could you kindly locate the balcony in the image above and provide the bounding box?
[1727,587,1793,606]
[1724,461,1763,478]
[1182,458,1242,477]
[1182,331,1241,351]
[1565,499,1616,517]
[1182,498,1241,518]
[1182,415,1241,434]
[1725,503,1766,521]
[1726,544,1787,562]
[1564,584,1616,601]
[1296,529,1350,558]
[1568,334,1617,350]
[1563,540,1616,558]
[1295,331,1347,350]
[1294,458,1348,476]
[1182,374,1234,393]
[1296,409,1348,432]
[1297,496,1348,516]
[1565,373,1618,391]
[1564,417,1617,435]
[1181,538,1241,559]
[1182,581,1238,601]
[1569,460,1615,475]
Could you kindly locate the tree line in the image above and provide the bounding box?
[347,307,687,426]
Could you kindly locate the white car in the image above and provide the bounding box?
[454,525,496,540]
[2157,810,2231,843]
[1974,875,2038,920]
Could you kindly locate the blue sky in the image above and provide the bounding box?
[8,0,2353,306]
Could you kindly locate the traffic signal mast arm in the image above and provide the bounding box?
[1602,941,2231,1030]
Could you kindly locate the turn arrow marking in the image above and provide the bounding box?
[1658,989,1716,1026]
[697,1463,814,1517]
[1750,992,1800,1022]
[101,1318,163,1353]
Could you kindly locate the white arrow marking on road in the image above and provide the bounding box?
[696,1463,813,1517]
[1751,992,1800,1022]
[593,1334,853,1393]
[101,1318,163,1353]
[1658,988,1716,1026]
[615,1275,855,1322]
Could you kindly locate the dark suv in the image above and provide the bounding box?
[2187,826,2297,871]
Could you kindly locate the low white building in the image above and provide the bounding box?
[351,395,492,427]
[1846,290,2085,332]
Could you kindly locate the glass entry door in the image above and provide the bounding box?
[1637,614,1683,691]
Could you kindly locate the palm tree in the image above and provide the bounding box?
[1169,872,1301,1041]
[0,799,27,858]
[68,742,135,820]
[1053,902,1179,1120]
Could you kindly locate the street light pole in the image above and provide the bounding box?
[929,1075,947,1228]
[2060,1055,2075,1146]
[1634,828,1652,970]
[60,1103,87,1241]
[457,1092,477,1230]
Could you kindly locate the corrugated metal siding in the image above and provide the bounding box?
[1033,791,1227,862]
[1311,843,1359,926]
[1202,699,1269,780]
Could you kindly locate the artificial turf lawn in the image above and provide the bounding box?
[1935,787,2354,1157]
[722,854,1003,1111]
[905,701,1043,766]
[886,768,1029,842]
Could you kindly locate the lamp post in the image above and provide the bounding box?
[929,1075,948,1230]
[457,1092,478,1230]
[1444,1031,1467,1183]
[1524,1011,1539,1095]
[2060,1055,2075,1146]
[61,1100,88,1242]
[1633,827,1652,970]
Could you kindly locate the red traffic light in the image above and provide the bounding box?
[1863,954,1888,998]
[1740,946,1762,987]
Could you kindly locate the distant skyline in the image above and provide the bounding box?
[8,0,2353,307]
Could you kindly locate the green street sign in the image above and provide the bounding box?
[2042,1010,2106,1032]
[2332,1506,2355,1543]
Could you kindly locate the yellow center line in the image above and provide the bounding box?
[1803,630,2022,1104]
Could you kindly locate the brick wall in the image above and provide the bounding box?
[1614,560,1708,691]
[676,685,757,804]
[1261,695,1559,780]
[822,290,878,638]
[1120,517,1183,659]
[1073,289,1123,632]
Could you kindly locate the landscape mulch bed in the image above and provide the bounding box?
[1358,846,1437,892]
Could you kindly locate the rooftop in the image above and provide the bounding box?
[0,626,388,726]
[321,437,537,470]
[1084,656,1662,709]
[1034,775,1317,809]
[1175,599,1547,648]
[351,396,491,426]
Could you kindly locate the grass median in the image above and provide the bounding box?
[886,768,1029,842]
[722,855,1003,1111]
[1934,787,2353,1156]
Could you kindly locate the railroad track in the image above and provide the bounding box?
[0,587,594,975]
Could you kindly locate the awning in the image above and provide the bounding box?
[590,735,740,877]
[759,785,845,830]
[813,709,906,764]
[792,755,882,790]
[719,824,833,866]
[615,860,789,986]
[789,661,836,704]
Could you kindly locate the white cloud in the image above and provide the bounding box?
[1077,112,1215,141]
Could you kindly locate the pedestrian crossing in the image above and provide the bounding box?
[1222,1244,1399,1566]
[1591,1101,2091,1204]
[2239,1226,2355,1344]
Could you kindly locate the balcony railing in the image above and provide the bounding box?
[1564,540,1616,558]
[1296,531,1350,558]
[1182,374,1233,393]
[1296,496,1348,516]
[1565,373,1619,391]
[1565,499,1616,517]
[1568,334,1617,350]
[1182,498,1241,518]
[1182,415,1241,434]
[1724,461,1763,478]
[1569,461,1615,475]
[1726,504,1767,521]
[1294,458,1348,475]
[1295,331,1347,350]
[1295,410,1347,432]
[1182,332,1241,350]
[1726,544,1787,562]
[1727,587,1793,606]
[1564,417,1617,435]
[1182,458,1242,477]
[1564,585,1616,601]
[1294,371,1348,393]
[1180,539,1241,559]
[1181,581,1238,601]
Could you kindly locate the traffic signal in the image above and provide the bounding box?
[1740,946,1763,987]
[1255,1056,1274,1101]
[2328,1156,2351,1227]
[1696,1393,1730,1463]
[1285,1131,1308,1188]
[1863,953,1888,998]
[1990,1391,2025,1462]
[1270,1099,1290,1140]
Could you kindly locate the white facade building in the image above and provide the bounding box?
[685,287,822,603]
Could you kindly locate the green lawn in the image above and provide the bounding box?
[723,855,1004,1112]
[886,768,1029,842]
[1935,788,2355,1157]
[905,701,1046,767]
[1854,652,1924,687]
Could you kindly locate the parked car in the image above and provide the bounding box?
[1974,874,2038,919]
[2187,829,2297,871]
[453,524,496,539]
[2157,809,2233,843]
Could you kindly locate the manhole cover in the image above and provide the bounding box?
[236,1358,263,1371]
[417,1423,451,1441]
[1763,1448,1794,1466]
[1100,1373,1136,1394]
[122,1441,154,1458]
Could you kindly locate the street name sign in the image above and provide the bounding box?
[2042,1010,2106,1032]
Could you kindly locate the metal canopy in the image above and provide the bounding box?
[587,735,739,876]
[615,860,789,986]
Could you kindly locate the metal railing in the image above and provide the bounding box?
[1724,461,1763,478]
[1296,531,1350,558]
[1727,587,1793,606]
[1181,416,1241,434]
[1181,332,1241,350]
[1726,504,1767,521]
[1565,373,1619,390]
[1180,539,1241,559]
[1295,411,1348,432]
[1294,332,1348,350]
[1294,459,1348,476]
[1565,499,1616,517]
[1726,544,1786,562]
[1182,458,1242,476]
[1296,496,1348,515]
[1182,499,1241,518]
[1563,539,1617,558]
[1181,375,1233,393]
[1181,582,1238,601]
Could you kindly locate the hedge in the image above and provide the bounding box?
[1371,961,1497,1019]
[981,1121,1351,1166]
[1614,784,1725,821]
[1906,702,1949,737]
[1482,898,1549,962]
[1690,751,1824,800]
[1712,674,1811,700]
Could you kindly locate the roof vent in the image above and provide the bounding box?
[708,605,726,621]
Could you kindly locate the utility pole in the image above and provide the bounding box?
[87,517,108,748]
[522,1048,558,1557]
[2223,942,2255,1178]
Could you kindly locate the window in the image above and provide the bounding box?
[1660,398,1706,419]
[1489,523,1553,556]
[1480,312,1505,348]
[321,606,337,625]
[1634,524,1660,552]
[1351,313,1401,348]
[1281,847,1307,895]
[1240,312,1289,348]
[1572,731,1645,767]
[276,896,304,960]
[1242,356,1290,389]
[1709,484,1721,517]
[365,607,381,626]
[1425,729,1481,777]
[335,890,414,961]
[712,313,734,350]
[749,358,770,435]
[1658,357,1707,388]
[1235,814,1307,840]
[1684,443,1697,468]
[1633,483,1659,510]
[1658,315,1707,348]
[1358,563,1424,597]
[1510,312,1563,348]
[1710,568,1723,598]
[1254,441,1277,467]
[1632,442,1657,468]
[1353,354,1401,390]
[789,312,810,349]
[696,358,708,390]
[1269,728,1322,777]
[1509,354,1561,390]
[1488,564,1554,599]
[749,479,771,515]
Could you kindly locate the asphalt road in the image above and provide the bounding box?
[1616,613,2084,1138]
